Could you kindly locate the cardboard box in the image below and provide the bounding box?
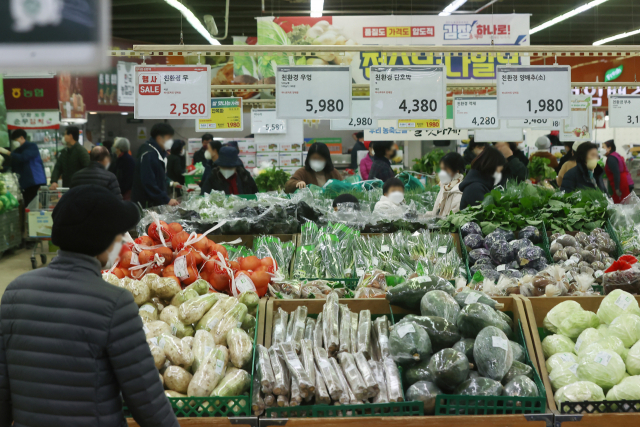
[257,142,279,152]
[238,153,257,168]
[302,151,308,164]
[280,166,299,175]
[279,142,304,152]
[256,152,279,167]
[238,139,257,154]
[279,152,303,167]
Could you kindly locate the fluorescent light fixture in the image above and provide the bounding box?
[311,0,324,17]
[164,0,221,45]
[530,0,608,34]
[121,112,129,115]
[594,28,640,45]
[89,112,97,115]
[439,0,468,16]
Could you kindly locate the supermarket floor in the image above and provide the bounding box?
[0,249,33,297]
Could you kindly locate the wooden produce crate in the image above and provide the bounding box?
[208,234,296,250]
[128,417,256,427]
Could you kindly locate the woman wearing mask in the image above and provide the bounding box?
[604,140,634,203]
[459,146,506,210]
[373,177,406,217]
[513,141,529,166]
[560,142,606,193]
[429,152,465,217]
[166,139,186,197]
[285,142,342,193]
[368,140,396,181]
[359,141,373,180]
[201,146,258,195]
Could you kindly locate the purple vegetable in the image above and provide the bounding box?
[518,226,541,244]
[490,240,515,265]
[495,228,515,242]
[461,222,482,238]
[474,257,493,267]
[502,269,523,279]
[509,238,533,259]
[468,248,490,265]
[518,246,544,267]
[529,257,548,271]
[464,234,485,250]
[484,231,507,250]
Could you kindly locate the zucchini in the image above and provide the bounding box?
[456,303,513,339]
[185,279,210,295]
[397,314,461,351]
[238,291,259,314]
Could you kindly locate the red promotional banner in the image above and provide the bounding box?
[3,78,58,110]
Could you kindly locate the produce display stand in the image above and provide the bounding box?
[209,234,296,250]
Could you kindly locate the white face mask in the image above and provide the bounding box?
[220,168,236,179]
[104,240,123,269]
[11,140,20,149]
[310,160,326,172]
[438,170,452,185]
[204,150,212,160]
[493,171,502,186]
[517,142,526,150]
[164,138,173,151]
[388,191,404,205]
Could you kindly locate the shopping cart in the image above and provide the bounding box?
[25,186,69,269]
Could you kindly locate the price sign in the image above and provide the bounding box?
[330,97,377,130]
[507,118,561,129]
[371,66,446,120]
[560,95,593,141]
[609,95,640,128]
[454,96,499,129]
[251,109,287,134]
[134,65,211,119]
[276,66,351,119]
[397,119,442,129]
[195,97,243,132]
[496,65,571,119]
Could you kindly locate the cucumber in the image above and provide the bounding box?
[456,303,513,339]
[473,326,514,382]
[397,315,461,351]
[427,349,470,393]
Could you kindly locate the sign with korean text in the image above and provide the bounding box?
[609,95,640,128]
[497,66,571,119]
[560,95,593,142]
[330,97,377,130]
[196,98,243,132]
[454,96,499,129]
[3,77,58,110]
[276,66,351,119]
[371,66,446,120]
[365,119,467,140]
[117,62,135,106]
[398,119,442,129]
[134,65,211,119]
[507,118,561,129]
[7,111,60,130]
[251,109,286,134]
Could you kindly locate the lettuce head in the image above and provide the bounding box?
[555,381,604,409]
[550,363,579,392]
[546,352,578,374]
[608,313,640,348]
[606,375,640,401]
[558,311,600,340]
[543,301,583,333]
[577,349,625,390]
[625,341,640,375]
[575,328,602,355]
[597,289,640,325]
[543,334,575,359]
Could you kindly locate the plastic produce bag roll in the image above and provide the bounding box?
[291,306,308,353]
[355,351,379,398]
[268,346,289,396]
[300,339,316,401]
[373,316,390,358]
[383,357,404,402]
[313,313,324,349]
[323,292,340,355]
[257,344,276,394]
[252,371,265,415]
[337,352,368,400]
[358,310,372,359]
[313,346,343,401]
[331,357,357,404]
[314,367,331,404]
[304,317,316,341]
[339,305,351,353]
[272,307,288,346]
[279,341,314,394]
[369,360,389,403]
[350,312,359,354]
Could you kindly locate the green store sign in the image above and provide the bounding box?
[605,65,623,82]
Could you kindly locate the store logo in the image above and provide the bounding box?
[138,73,161,95]
[605,65,623,82]
[11,87,44,98]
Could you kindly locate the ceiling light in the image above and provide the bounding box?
[311,0,324,17]
[530,0,608,35]
[439,0,468,16]
[165,0,221,45]
[594,28,640,45]
[121,112,129,115]
[89,112,97,115]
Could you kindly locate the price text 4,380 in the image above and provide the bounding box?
[399,99,438,114]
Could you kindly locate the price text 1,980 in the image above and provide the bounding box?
[348,117,373,126]
[399,99,437,114]
[305,99,344,113]
[170,103,207,116]
[526,99,564,114]
[471,117,496,126]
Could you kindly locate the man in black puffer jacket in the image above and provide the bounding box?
[71,145,122,199]
[0,185,178,427]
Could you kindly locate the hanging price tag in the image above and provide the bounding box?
[276,66,351,119]
[496,65,571,119]
[609,95,640,127]
[251,108,287,134]
[454,96,499,129]
[507,118,561,129]
[330,97,377,130]
[370,65,446,120]
[196,97,243,131]
[560,95,593,141]
[397,119,442,129]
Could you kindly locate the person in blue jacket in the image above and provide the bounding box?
[0,129,47,206]
[131,123,179,208]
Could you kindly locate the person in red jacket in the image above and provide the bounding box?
[359,140,373,180]
[604,140,634,203]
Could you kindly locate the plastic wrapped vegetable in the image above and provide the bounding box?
[331,357,356,404]
[148,340,166,369]
[144,320,171,340]
[257,345,276,394]
[196,297,238,332]
[549,363,579,391]
[554,381,604,408]
[484,231,507,251]
[542,334,575,359]
[420,290,460,324]
[279,341,314,394]
[597,289,640,324]
[454,377,503,396]
[574,328,602,355]
[212,303,248,346]
[171,288,199,307]
[304,317,316,341]
[502,360,533,385]
[464,234,485,250]
[454,289,502,310]
[337,352,367,400]
[227,328,252,369]
[369,360,389,403]
[518,226,541,243]
[373,316,390,358]
[456,303,513,339]
[473,326,513,382]
[188,345,229,396]
[139,303,159,323]
[427,349,469,393]
[398,315,461,352]
[192,329,215,373]
[178,292,223,324]
[314,367,331,404]
[510,341,526,363]
[546,352,578,374]
[543,300,584,334]
[238,291,259,315]
[606,376,640,401]
[389,320,432,366]
[289,306,308,353]
[323,292,340,355]
[357,309,372,358]
[350,312,359,354]
[272,307,289,346]
[252,374,265,415]
[576,349,625,389]
[404,358,433,387]
[313,313,323,349]
[211,367,251,397]
[468,249,491,265]
[461,222,482,237]
[268,347,289,396]
[406,381,441,415]
[557,310,600,340]
[290,376,302,406]
[382,356,404,402]
[504,375,539,397]
[164,365,193,394]
[300,339,316,402]
[625,341,640,375]
[339,305,351,354]
[355,351,379,398]
[452,338,475,363]
[490,240,514,266]
[159,305,194,338]
[151,276,182,299]
[313,346,343,401]
[160,334,194,369]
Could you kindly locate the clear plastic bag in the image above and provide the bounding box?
[405,381,441,415]
[357,309,372,358]
[227,328,252,369]
[382,357,403,402]
[322,292,340,356]
[339,305,352,353]
[257,344,276,394]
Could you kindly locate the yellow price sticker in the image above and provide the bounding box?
[397,119,441,129]
[196,97,243,132]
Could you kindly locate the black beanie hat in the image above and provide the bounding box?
[52,185,140,256]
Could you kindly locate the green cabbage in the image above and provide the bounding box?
[542,334,575,359]
[543,301,583,333]
[549,363,579,392]
[597,324,609,334]
[606,375,640,400]
[608,313,640,348]
[554,381,605,408]
[580,336,626,361]
[576,349,625,390]
[597,290,640,325]
[558,311,600,340]
[625,341,640,375]
[546,352,578,374]
[574,328,602,355]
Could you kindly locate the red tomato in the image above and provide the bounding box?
[154,246,174,265]
[168,222,183,233]
[120,251,133,269]
[163,264,175,277]
[192,234,209,253]
[240,256,261,272]
[250,271,270,297]
[230,261,241,272]
[210,243,228,260]
[210,271,231,292]
[135,236,154,247]
[171,231,190,251]
[119,243,133,257]
[180,266,198,286]
[112,268,125,279]
[138,250,155,265]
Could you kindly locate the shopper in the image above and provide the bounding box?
[200,139,222,189]
[557,141,574,172]
[132,123,179,207]
[350,131,368,170]
[50,126,90,189]
[285,142,343,193]
[201,146,258,195]
[368,141,396,182]
[359,141,374,181]
[70,146,122,199]
[332,193,360,211]
[193,133,213,165]
[167,139,186,197]
[0,129,46,206]
[513,141,529,167]
[102,139,117,173]
[557,141,583,186]
[429,152,465,217]
[560,142,606,193]
[0,185,179,427]
[529,136,559,169]
[459,146,506,210]
[113,137,135,200]
[463,138,488,165]
[373,177,405,217]
[604,140,634,203]
[495,141,528,184]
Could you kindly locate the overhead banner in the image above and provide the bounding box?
[240,15,529,86]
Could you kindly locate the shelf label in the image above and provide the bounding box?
[454,96,499,129]
[330,97,377,130]
[251,109,287,134]
[609,95,640,128]
[196,97,243,132]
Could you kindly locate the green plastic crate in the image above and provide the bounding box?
[265,401,424,418]
[605,219,624,259]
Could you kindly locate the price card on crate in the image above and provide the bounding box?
[195,97,243,132]
[507,117,561,129]
[251,108,287,134]
[609,95,640,127]
[397,118,443,129]
[134,65,211,119]
[276,66,351,119]
[496,65,571,119]
[330,97,377,130]
[454,96,499,129]
[370,66,446,120]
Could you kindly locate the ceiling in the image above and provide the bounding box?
[111,0,640,46]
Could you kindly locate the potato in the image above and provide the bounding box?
[144,320,171,340]
[149,343,166,369]
[164,365,193,394]
[161,334,194,369]
[182,336,194,350]
[152,276,181,299]
[139,303,158,323]
[160,359,172,375]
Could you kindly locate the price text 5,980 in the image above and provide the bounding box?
[170,103,206,116]
[526,99,563,114]
[399,99,438,114]
[306,99,344,113]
